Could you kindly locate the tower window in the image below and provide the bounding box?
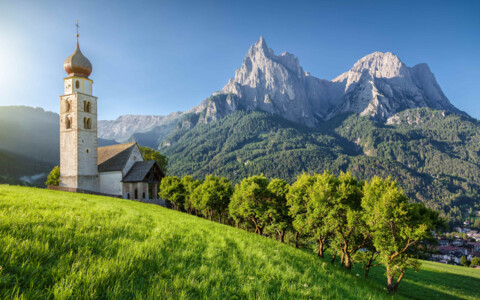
[84,117,92,129]
[65,100,71,112]
[86,148,90,154]
[84,101,91,113]
[65,115,72,129]
[75,80,80,89]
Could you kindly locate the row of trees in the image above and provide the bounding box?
[461,256,480,267]
[159,171,444,293]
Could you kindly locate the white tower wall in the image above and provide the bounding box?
[59,76,99,191]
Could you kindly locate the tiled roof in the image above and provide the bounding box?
[98,142,137,172]
[122,161,164,183]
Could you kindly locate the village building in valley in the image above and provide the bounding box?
[52,31,164,200]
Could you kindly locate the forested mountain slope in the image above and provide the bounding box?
[160,108,480,221]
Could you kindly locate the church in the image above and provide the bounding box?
[57,32,164,200]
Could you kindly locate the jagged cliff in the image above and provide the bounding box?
[98,37,464,141]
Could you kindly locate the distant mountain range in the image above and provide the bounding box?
[98,37,465,148]
[1,38,478,222]
[0,106,116,185]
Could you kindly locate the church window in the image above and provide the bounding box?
[142,192,146,199]
[84,101,91,113]
[84,118,92,129]
[65,100,71,112]
[134,189,138,199]
[86,148,90,154]
[75,80,80,89]
[66,115,72,129]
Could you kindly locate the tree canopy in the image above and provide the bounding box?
[192,175,233,222]
[158,176,185,210]
[45,166,60,186]
[139,146,168,173]
[362,177,445,293]
[156,171,444,294]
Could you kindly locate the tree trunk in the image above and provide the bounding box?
[252,218,262,235]
[343,244,352,270]
[386,266,395,293]
[318,235,324,257]
[365,267,370,279]
[340,252,345,265]
[330,254,336,264]
[365,251,376,279]
[294,232,299,248]
[279,231,285,243]
[344,253,352,270]
[393,271,405,292]
[252,218,258,234]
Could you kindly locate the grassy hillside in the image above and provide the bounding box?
[1,186,479,299]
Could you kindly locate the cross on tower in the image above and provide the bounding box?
[75,20,79,38]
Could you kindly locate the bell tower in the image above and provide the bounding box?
[59,23,99,192]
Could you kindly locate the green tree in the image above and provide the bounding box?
[354,248,379,279]
[139,146,168,173]
[159,176,185,211]
[327,172,365,270]
[266,179,291,243]
[45,166,60,186]
[287,173,316,248]
[471,257,480,267]
[362,176,443,293]
[182,176,202,215]
[229,175,270,234]
[192,175,233,222]
[472,219,480,230]
[304,171,338,258]
[460,256,469,267]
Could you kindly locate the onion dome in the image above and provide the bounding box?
[64,38,92,78]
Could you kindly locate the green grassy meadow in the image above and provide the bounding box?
[0,185,478,299]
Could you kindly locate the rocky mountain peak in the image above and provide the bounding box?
[333,51,407,89]
[352,51,405,78]
[219,37,317,125]
[245,36,274,60]
[215,40,464,125]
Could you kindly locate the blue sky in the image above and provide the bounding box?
[0,0,479,120]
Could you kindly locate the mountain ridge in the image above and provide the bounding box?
[98,37,465,143]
